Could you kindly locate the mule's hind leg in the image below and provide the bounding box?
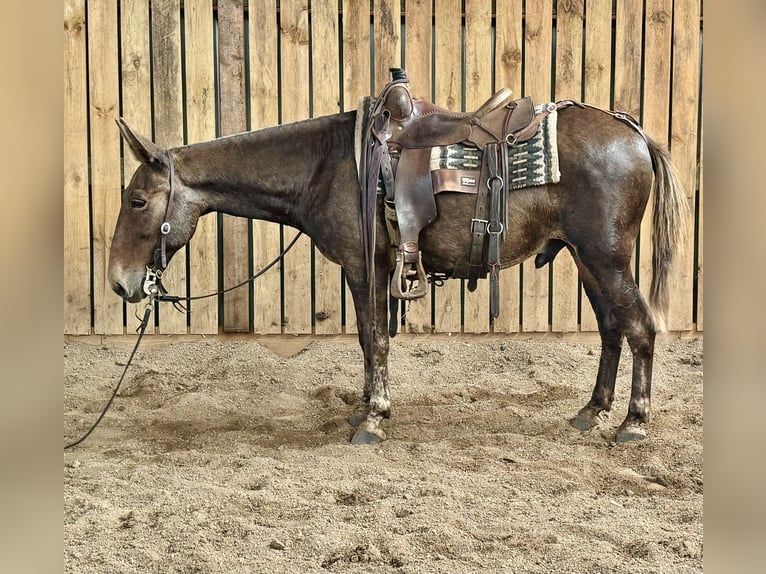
[575,249,657,442]
[570,260,624,431]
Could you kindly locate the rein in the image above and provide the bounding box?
[64,150,304,449]
[147,230,304,312]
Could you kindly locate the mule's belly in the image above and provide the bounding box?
[417,188,557,274]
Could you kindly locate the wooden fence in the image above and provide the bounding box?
[64,0,703,336]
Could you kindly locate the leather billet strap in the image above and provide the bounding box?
[464,148,493,292]
[486,143,504,319]
[463,141,507,305]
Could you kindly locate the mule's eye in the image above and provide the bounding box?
[130,198,147,209]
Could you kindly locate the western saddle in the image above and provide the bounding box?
[358,68,561,318]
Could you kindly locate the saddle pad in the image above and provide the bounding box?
[431,103,560,192]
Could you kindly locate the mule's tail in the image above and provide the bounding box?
[645,136,689,332]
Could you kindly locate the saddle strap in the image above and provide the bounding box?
[464,148,493,292]
[486,143,504,319]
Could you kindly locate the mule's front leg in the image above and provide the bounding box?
[351,324,390,444]
[347,274,391,444]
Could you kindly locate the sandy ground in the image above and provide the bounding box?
[64,333,703,574]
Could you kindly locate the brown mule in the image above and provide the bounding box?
[108,101,687,445]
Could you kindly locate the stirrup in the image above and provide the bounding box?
[391,249,428,300]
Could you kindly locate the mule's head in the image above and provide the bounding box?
[108,119,202,302]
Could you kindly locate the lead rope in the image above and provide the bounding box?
[64,303,153,450]
[63,231,303,450]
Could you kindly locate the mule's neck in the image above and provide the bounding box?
[173,112,357,229]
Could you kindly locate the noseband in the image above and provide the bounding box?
[143,150,177,298]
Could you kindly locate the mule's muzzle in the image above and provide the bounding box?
[109,266,150,303]
[111,279,146,303]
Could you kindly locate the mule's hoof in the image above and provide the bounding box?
[571,407,606,432]
[615,425,647,443]
[351,428,386,445]
[348,411,367,428]
[571,414,598,432]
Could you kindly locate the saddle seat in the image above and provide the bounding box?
[359,68,555,311]
[384,86,516,148]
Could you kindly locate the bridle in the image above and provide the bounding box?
[159,149,176,270]
[65,148,302,449]
[141,149,177,299]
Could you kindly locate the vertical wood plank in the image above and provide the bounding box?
[403,0,432,101]
[185,0,218,334]
[583,0,612,108]
[88,0,123,335]
[640,0,672,310]
[219,0,250,332]
[374,0,402,91]
[521,0,552,333]
[667,0,699,331]
[696,106,703,331]
[402,0,433,334]
[372,0,401,335]
[64,0,91,335]
[249,0,282,334]
[120,0,153,329]
[613,0,642,118]
[342,0,372,335]
[613,0,643,320]
[463,0,492,334]
[580,0,612,332]
[432,0,462,334]
[312,0,343,334]
[492,0,523,334]
[550,0,583,334]
[280,0,312,334]
[120,0,152,182]
[343,0,372,104]
[151,0,187,334]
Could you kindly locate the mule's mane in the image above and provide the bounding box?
[175,111,356,158]
[167,111,358,226]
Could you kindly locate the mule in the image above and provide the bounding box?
[108,102,687,444]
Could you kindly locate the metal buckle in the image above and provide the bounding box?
[471,218,488,234]
[160,222,171,235]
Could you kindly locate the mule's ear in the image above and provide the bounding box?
[116,118,167,165]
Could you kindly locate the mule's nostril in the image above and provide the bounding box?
[113,282,127,299]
